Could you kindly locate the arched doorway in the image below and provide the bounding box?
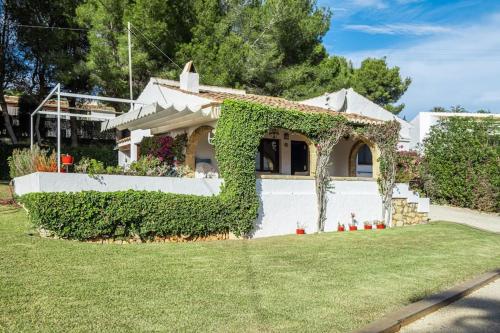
[185,125,218,177]
[348,139,379,178]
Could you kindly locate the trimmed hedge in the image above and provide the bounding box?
[22,191,225,240]
[21,100,347,240]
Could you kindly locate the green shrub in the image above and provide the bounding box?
[22,100,347,240]
[21,191,226,240]
[7,145,57,178]
[65,146,117,167]
[421,117,499,212]
[74,157,106,175]
[7,146,39,178]
[73,156,190,177]
[0,144,29,180]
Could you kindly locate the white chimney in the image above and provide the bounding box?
[180,61,199,93]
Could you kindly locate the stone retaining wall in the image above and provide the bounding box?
[392,198,429,226]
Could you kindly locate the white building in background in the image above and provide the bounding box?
[409,112,500,150]
[301,88,412,150]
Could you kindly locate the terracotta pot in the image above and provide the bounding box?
[349,226,357,231]
[337,225,345,232]
[61,154,74,165]
[296,228,305,235]
[376,224,386,229]
[364,225,373,230]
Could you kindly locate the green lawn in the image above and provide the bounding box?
[1,185,499,332]
[0,183,12,201]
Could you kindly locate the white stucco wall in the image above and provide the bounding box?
[15,173,428,238]
[254,179,386,237]
[409,112,500,150]
[13,172,223,196]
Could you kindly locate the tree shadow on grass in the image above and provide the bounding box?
[404,291,500,332]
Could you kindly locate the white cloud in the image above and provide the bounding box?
[395,0,423,4]
[351,0,388,9]
[341,13,500,119]
[343,23,453,35]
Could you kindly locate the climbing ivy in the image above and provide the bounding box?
[215,100,347,235]
[355,121,401,225]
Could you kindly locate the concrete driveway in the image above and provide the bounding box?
[400,277,500,333]
[429,205,500,233]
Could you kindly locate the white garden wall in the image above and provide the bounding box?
[13,173,428,238]
[13,172,222,196]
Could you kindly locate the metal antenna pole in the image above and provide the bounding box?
[128,22,133,110]
[57,84,61,173]
[30,113,33,149]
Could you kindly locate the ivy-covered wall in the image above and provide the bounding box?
[21,100,349,240]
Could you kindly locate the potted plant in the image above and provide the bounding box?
[349,213,358,231]
[363,221,373,230]
[296,222,305,235]
[61,154,74,165]
[337,222,345,232]
[376,221,386,229]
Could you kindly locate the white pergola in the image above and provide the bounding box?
[30,83,143,173]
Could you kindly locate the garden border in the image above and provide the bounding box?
[352,269,500,333]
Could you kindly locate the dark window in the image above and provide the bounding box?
[357,144,372,165]
[291,141,309,174]
[256,139,280,173]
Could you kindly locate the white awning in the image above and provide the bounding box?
[101,102,214,132]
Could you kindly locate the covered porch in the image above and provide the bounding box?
[181,125,380,180]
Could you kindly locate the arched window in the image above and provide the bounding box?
[357,144,372,165]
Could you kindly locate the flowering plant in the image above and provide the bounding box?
[395,150,421,183]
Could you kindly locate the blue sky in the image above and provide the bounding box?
[318,0,500,119]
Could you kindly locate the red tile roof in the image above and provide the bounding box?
[158,84,382,124]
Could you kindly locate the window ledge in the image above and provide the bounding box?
[255,174,377,181]
[331,177,376,182]
[257,174,313,180]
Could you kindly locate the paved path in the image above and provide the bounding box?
[400,278,500,333]
[429,205,500,233]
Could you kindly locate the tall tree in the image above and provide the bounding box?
[9,0,90,146]
[73,0,411,116]
[177,0,331,95]
[124,0,194,85]
[275,55,353,100]
[351,58,411,114]
[76,0,129,99]
[0,2,25,144]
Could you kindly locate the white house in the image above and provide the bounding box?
[105,62,387,179]
[13,62,430,239]
[409,112,500,150]
[90,62,429,237]
[106,63,413,179]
